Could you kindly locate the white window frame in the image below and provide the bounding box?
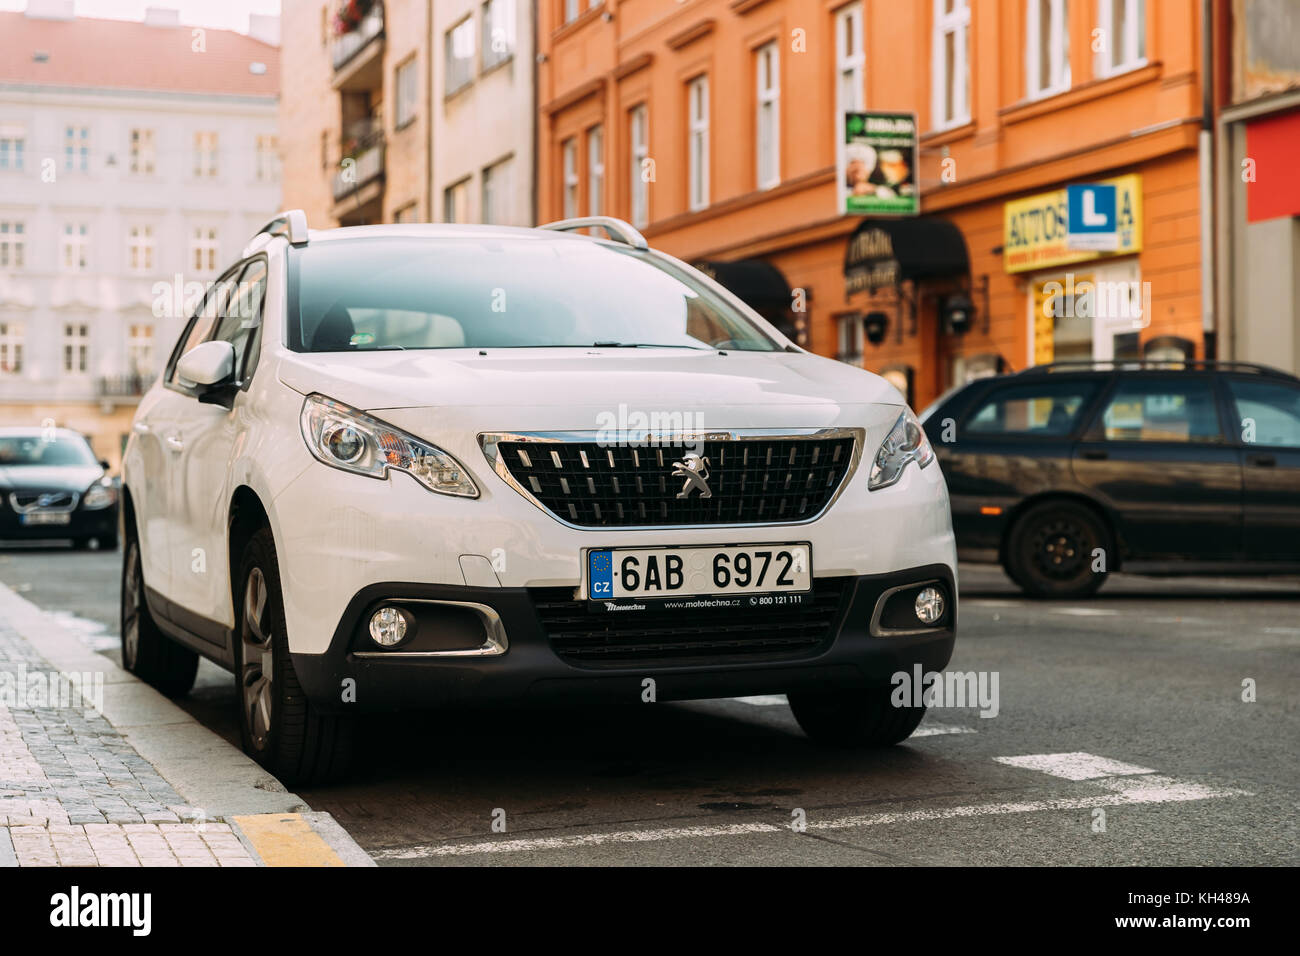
[755,41,780,190]
[64,125,90,172]
[128,323,154,377]
[629,104,649,229]
[0,221,24,269]
[931,0,971,130]
[130,128,155,175]
[256,134,280,182]
[1096,0,1146,77]
[688,75,709,212]
[127,224,155,273]
[61,222,89,273]
[0,133,24,171]
[564,0,579,24]
[587,124,604,216]
[836,3,866,118]
[193,131,219,178]
[62,323,89,375]
[1027,0,1071,100]
[483,0,516,70]
[837,314,864,363]
[446,17,476,95]
[190,225,219,275]
[562,138,579,219]
[0,322,23,374]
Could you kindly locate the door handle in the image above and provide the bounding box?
[165,435,185,452]
[1248,454,1276,467]
[1081,449,1108,461]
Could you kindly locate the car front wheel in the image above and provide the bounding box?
[235,528,354,786]
[788,686,926,747]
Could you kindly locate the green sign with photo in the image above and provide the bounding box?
[840,111,919,216]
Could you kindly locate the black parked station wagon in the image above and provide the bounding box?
[921,361,1300,597]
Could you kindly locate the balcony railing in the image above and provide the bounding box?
[332,2,384,72]
[96,373,151,398]
[332,131,385,201]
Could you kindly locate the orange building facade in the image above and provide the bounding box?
[538,0,1210,408]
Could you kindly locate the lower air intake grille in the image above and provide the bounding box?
[531,577,852,667]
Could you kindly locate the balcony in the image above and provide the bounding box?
[332,122,385,222]
[96,373,151,400]
[332,1,384,92]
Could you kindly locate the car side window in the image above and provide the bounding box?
[963,381,1100,437]
[164,276,231,388]
[209,258,268,384]
[1098,379,1222,443]
[1226,378,1300,448]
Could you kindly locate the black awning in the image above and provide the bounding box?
[695,259,792,312]
[843,217,970,294]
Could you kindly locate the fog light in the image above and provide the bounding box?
[914,587,945,625]
[368,607,407,647]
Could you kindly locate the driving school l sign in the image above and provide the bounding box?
[1003,174,1142,273]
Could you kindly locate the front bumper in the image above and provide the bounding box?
[0,504,118,542]
[290,564,956,711]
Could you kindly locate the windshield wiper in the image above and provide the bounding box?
[589,342,710,350]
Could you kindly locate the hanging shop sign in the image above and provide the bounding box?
[839,111,919,216]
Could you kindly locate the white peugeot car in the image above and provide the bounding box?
[121,212,957,785]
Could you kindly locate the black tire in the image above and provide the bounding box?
[235,527,354,787]
[1004,500,1110,598]
[788,686,926,747]
[121,523,199,697]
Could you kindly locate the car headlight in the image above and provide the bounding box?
[868,408,934,491]
[82,478,117,510]
[300,394,479,498]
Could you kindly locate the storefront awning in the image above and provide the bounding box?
[695,259,792,312]
[844,217,970,294]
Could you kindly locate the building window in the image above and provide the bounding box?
[129,128,154,175]
[0,221,24,268]
[190,226,219,275]
[193,131,219,178]
[62,323,89,374]
[395,57,419,128]
[1098,0,1146,75]
[1027,0,1070,99]
[446,17,476,95]
[688,75,709,212]
[61,223,89,272]
[63,125,90,172]
[0,323,22,374]
[628,104,649,229]
[128,225,155,273]
[394,202,420,223]
[562,138,579,219]
[836,3,865,118]
[444,177,472,223]
[482,156,513,225]
[0,132,24,171]
[932,0,971,128]
[587,124,604,216]
[564,0,579,23]
[755,41,780,190]
[483,0,516,70]
[256,134,280,182]
[837,314,864,363]
[128,324,154,377]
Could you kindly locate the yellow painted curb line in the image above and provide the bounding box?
[233,813,346,867]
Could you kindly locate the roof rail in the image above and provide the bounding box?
[250,209,309,248]
[1017,359,1292,379]
[538,216,648,250]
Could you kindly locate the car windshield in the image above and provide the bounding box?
[289,237,780,353]
[0,435,97,467]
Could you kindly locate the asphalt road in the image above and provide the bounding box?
[2,542,1296,866]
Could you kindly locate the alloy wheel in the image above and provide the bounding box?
[240,567,276,752]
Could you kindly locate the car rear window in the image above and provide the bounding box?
[1098,379,1222,443]
[287,237,780,353]
[964,381,1100,436]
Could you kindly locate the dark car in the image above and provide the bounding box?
[921,360,1300,597]
[0,427,119,549]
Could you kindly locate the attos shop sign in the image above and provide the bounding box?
[1003,174,1142,273]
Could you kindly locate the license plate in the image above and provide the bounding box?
[587,544,811,602]
[21,512,70,526]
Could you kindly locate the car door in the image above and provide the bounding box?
[168,257,269,631]
[1222,374,1300,561]
[129,279,224,602]
[933,375,1108,553]
[1072,374,1242,561]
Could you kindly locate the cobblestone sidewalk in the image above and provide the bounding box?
[0,621,256,867]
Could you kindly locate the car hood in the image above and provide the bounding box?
[0,465,104,493]
[275,347,905,417]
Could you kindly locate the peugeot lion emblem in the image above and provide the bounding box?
[671,453,712,499]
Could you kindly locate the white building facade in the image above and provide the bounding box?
[0,3,280,466]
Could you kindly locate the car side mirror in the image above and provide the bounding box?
[176,340,238,408]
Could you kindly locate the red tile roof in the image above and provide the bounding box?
[0,12,279,97]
